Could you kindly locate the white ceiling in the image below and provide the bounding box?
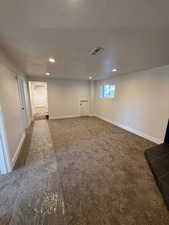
[0,0,169,80]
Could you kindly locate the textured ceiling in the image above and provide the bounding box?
[0,0,169,80]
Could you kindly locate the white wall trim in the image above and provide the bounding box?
[50,114,80,120]
[12,132,26,168]
[94,114,163,144]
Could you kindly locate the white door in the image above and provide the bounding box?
[80,100,89,116]
[17,77,28,129]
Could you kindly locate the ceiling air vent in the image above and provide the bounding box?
[90,47,104,56]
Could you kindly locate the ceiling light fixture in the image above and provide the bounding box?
[90,47,104,56]
[45,72,51,76]
[49,57,56,63]
[89,76,93,80]
[112,68,117,72]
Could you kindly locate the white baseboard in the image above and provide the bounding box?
[28,118,33,127]
[89,114,95,117]
[50,114,80,120]
[12,132,26,168]
[94,114,163,144]
[49,114,95,120]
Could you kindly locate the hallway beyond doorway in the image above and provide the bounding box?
[29,82,49,120]
[34,106,48,120]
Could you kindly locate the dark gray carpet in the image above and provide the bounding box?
[49,117,169,225]
[0,117,169,225]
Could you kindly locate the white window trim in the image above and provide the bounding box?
[100,84,116,99]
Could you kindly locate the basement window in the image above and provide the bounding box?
[100,84,116,99]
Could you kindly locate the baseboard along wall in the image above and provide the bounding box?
[94,114,163,144]
[12,132,26,168]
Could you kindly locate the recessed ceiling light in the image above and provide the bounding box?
[45,72,51,76]
[89,76,92,80]
[49,57,55,63]
[112,68,118,72]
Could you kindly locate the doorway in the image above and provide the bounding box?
[17,77,29,129]
[29,82,49,120]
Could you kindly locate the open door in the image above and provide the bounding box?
[17,77,29,129]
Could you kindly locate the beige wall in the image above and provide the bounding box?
[0,50,32,169]
[0,64,25,162]
[48,79,90,119]
[94,65,169,143]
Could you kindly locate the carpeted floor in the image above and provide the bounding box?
[48,117,169,225]
[0,117,169,225]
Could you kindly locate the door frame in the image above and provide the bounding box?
[0,105,12,174]
[17,76,29,129]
